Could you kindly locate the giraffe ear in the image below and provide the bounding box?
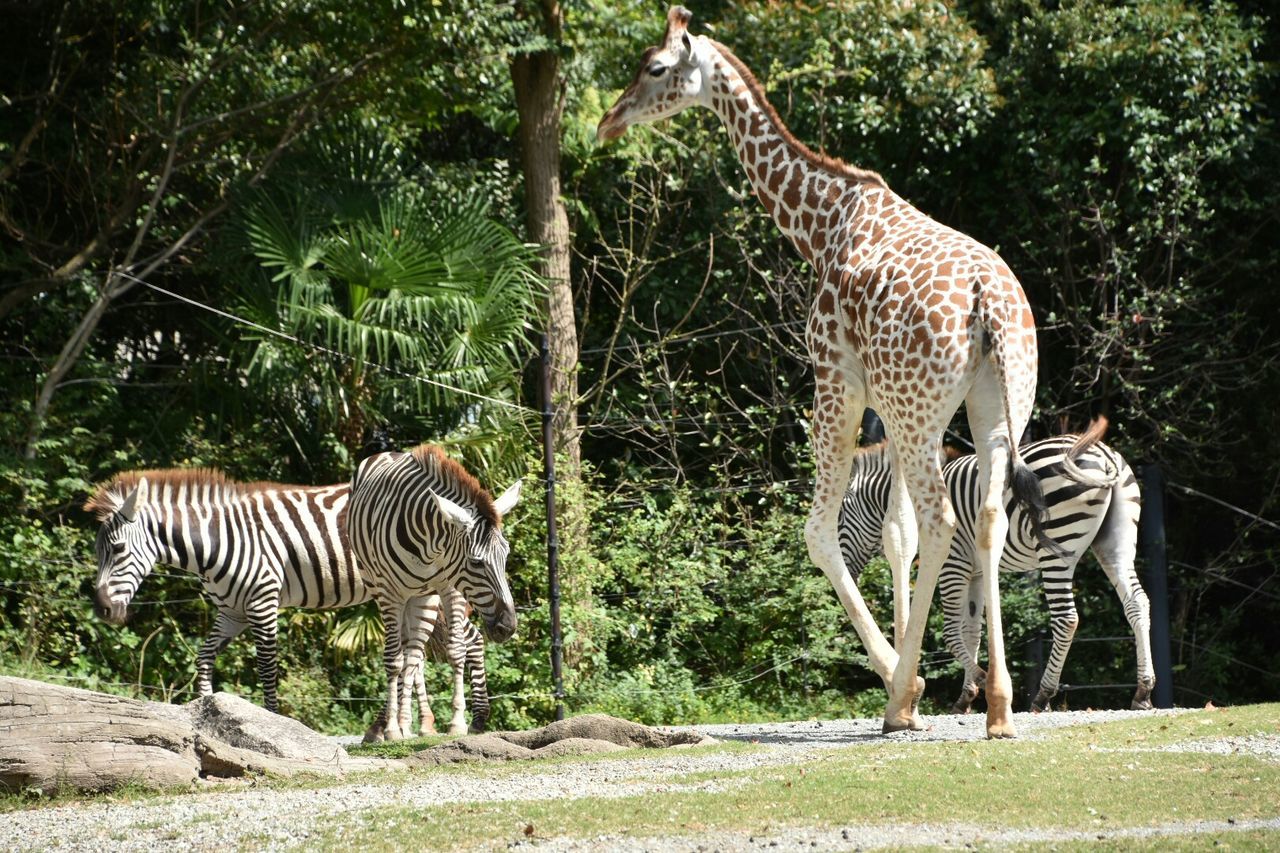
[667,6,693,33]
[680,31,701,68]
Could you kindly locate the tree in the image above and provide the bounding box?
[511,0,580,469]
[234,130,543,477]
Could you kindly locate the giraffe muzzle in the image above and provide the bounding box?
[596,106,630,142]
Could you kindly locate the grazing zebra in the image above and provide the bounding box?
[348,444,520,742]
[84,470,490,734]
[839,419,1155,712]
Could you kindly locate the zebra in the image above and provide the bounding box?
[84,470,491,734]
[839,418,1155,713]
[347,443,520,742]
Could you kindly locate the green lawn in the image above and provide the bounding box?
[306,704,1280,850]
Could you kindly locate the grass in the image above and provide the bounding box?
[346,733,456,758]
[305,703,1280,850]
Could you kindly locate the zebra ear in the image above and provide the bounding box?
[118,477,149,522]
[431,491,476,532]
[492,480,522,518]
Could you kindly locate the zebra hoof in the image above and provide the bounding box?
[1031,689,1055,713]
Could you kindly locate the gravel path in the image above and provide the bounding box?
[4,707,1276,852]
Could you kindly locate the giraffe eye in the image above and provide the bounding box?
[647,63,667,78]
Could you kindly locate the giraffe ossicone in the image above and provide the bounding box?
[599,5,1048,739]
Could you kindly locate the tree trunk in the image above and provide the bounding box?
[511,1,579,472]
[511,1,594,670]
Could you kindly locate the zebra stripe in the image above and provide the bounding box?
[347,444,520,743]
[840,425,1154,712]
[85,470,491,732]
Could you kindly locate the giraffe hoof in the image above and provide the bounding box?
[986,714,1018,739]
[1131,698,1154,711]
[882,718,914,734]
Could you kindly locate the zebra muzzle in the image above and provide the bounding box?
[94,587,129,625]
[484,609,517,643]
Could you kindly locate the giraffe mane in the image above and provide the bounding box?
[406,444,500,528]
[83,468,324,521]
[707,40,886,189]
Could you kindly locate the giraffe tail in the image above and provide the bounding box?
[978,287,1067,560]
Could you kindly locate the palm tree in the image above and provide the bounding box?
[233,130,543,478]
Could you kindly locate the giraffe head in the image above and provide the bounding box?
[597,6,708,142]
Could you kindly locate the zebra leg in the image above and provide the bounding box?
[442,589,470,735]
[407,594,441,735]
[881,469,918,650]
[248,606,282,714]
[940,561,985,714]
[364,597,406,743]
[196,611,248,697]
[413,662,436,736]
[1033,562,1080,712]
[399,594,436,737]
[1093,537,1155,710]
[465,624,490,733]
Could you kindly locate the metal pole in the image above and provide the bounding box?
[1139,463,1175,708]
[540,334,565,721]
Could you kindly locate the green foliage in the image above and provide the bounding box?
[2,0,1277,735]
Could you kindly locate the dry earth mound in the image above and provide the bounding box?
[406,713,716,766]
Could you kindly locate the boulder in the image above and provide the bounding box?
[0,677,395,793]
[187,692,348,762]
[0,676,198,794]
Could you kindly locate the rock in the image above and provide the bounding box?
[186,692,348,762]
[0,677,397,793]
[0,676,198,794]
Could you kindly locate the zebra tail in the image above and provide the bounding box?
[1059,415,1120,489]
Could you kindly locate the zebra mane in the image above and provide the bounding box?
[850,440,891,475]
[83,468,320,521]
[406,444,500,528]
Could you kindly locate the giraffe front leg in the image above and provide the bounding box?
[803,372,899,694]
[885,446,955,733]
[881,470,918,650]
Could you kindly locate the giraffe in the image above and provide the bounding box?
[597,6,1048,738]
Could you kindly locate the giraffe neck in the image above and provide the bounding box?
[702,40,882,266]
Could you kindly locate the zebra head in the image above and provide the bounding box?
[90,477,160,626]
[431,480,522,643]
